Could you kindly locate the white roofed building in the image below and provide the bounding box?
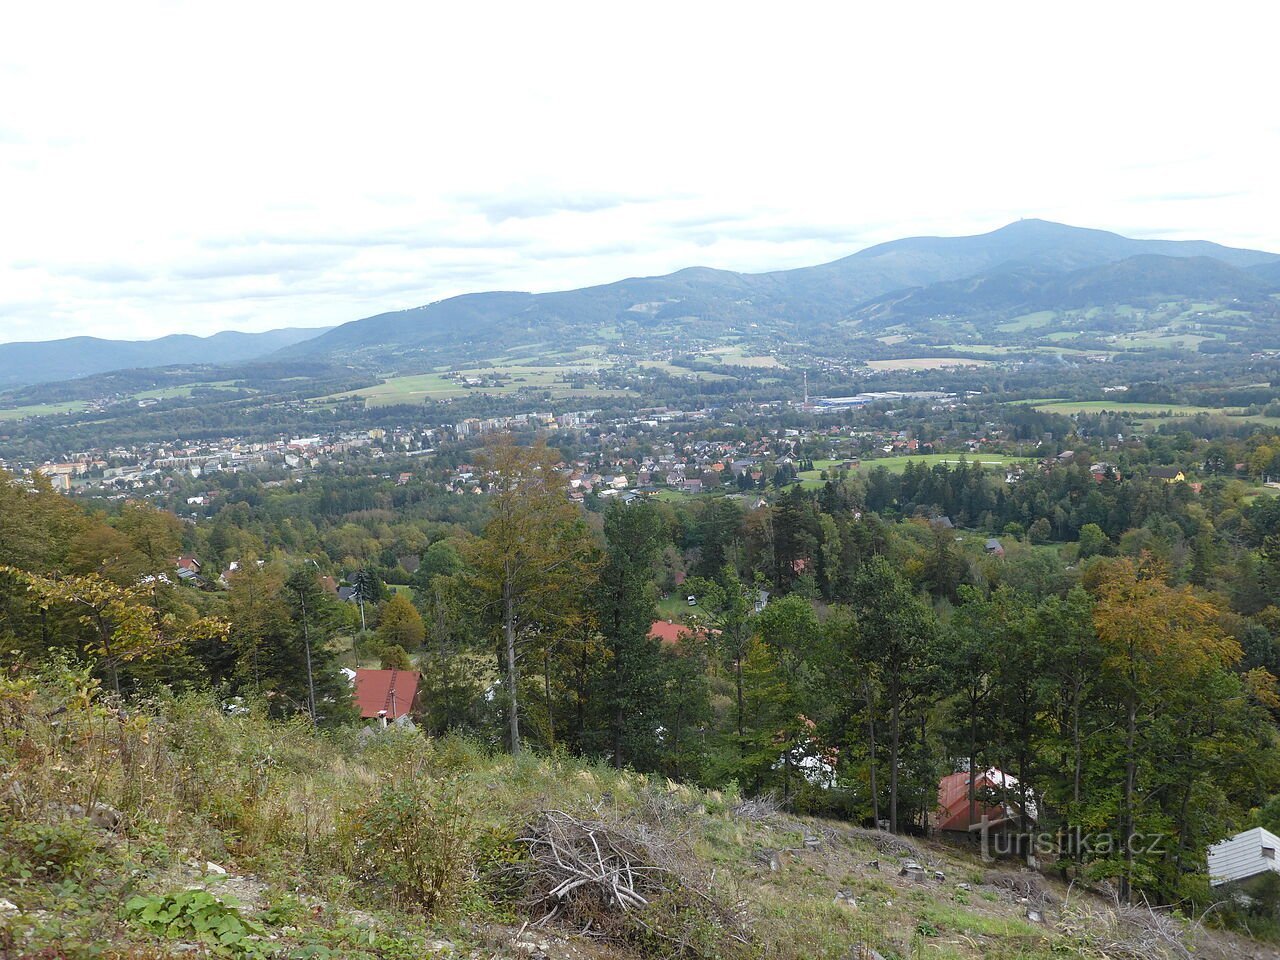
[1207,827,1280,887]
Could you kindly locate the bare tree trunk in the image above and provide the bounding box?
[543,644,555,748]
[735,633,745,756]
[889,668,900,834]
[864,677,880,827]
[1122,691,1137,902]
[968,704,978,829]
[504,572,520,755]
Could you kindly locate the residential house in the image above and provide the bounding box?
[1150,466,1186,483]
[1208,827,1280,888]
[353,668,420,723]
[934,768,1035,839]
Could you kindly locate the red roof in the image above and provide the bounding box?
[649,620,692,646]
[935,769,1017,832]
[353,669,419,720]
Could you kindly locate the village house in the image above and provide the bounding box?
[352,668,420,723]
[1208,827,1280,889]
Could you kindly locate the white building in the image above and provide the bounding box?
[1207,827,1280,887]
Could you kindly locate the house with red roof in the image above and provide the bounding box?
[934,768,1034,838]
[353,669,420,722]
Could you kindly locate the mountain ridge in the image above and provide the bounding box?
[281,220,1280,361]
[0,326,331,390]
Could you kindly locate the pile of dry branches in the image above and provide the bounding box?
[731,793,780,822]
[1056,885,1198,960]
[514,809,749,955]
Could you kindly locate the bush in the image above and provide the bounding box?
[337,775,479,915]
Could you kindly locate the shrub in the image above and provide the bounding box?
[337,775,478,915]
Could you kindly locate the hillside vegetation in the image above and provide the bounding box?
[0,665,1259,960]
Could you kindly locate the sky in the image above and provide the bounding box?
[1,1,1278,344]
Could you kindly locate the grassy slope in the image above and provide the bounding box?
[0,668,1255,960]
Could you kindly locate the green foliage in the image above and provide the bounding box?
[336,775,479,915]
[124,889,269,957]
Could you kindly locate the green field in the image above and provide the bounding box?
[997,310,1056,332]
[0,400,88,421]
[1030,400,1218,416]
[705,346,784,368]
[635,360,734,381]
[798,453,1031,487]
[326,364,632,408]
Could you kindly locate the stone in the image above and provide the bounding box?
[205,861,227,875]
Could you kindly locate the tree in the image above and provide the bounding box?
[1077,523,1109,559]
[463,435,594,754]
[943,586,1004,828]
[1089,557,1243,898]
[4,566,227,697]
[378,593,426,650]
[852,556,938,833]
[685,567,757,757]
[594,501,665,769]
[380,643,412,671]
[754,594,823,799]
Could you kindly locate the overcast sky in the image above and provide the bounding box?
[1,2,1277,344]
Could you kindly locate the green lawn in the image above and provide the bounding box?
[997,310,1056,332]
[1030,400,1218,416]
[798,453,1031,487]
[0,400,87,420]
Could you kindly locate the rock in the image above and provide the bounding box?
[1026,908,1043,923]
[205,861,227,875]
[57,802,122,831]
[833,890,857,909]
[804,834,821,849]
[933,870,946,883]
[0,898,17,916]
[956,882,971,892]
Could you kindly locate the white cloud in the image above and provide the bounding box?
[0,0,1277,342]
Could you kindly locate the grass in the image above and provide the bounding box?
[324,364,633,408]
[0,399,87,420]
[635,360,736,381]
[705,346,785,368]
[0,663,1219,960]
[1029,401,1219,416]
[798,454,1031,487]
[997,310,1056,332]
